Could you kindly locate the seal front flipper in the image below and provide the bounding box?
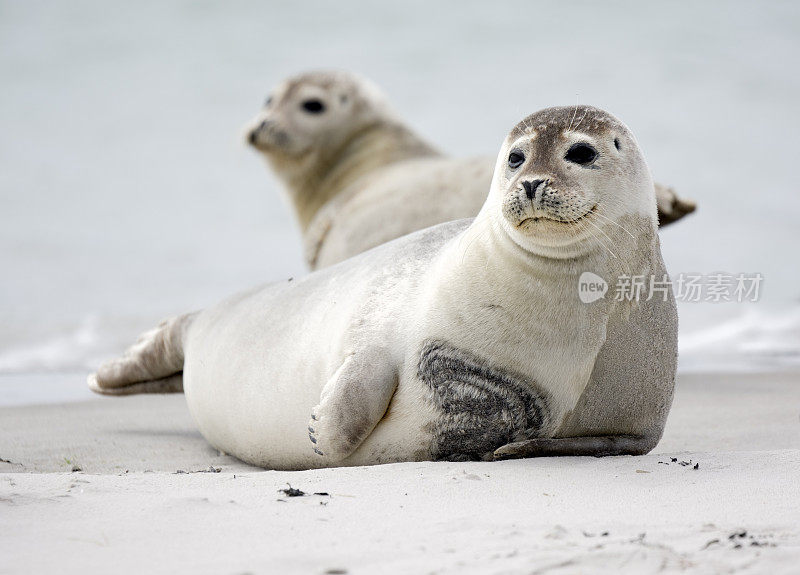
[308,348,397,462]
[492,435,653,460]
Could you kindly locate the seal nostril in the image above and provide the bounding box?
[249,121,270,146]
[523,179,544,201]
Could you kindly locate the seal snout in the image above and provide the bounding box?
[522,179,545,201]
[247,127,260,145]
[248,120,270,146]
[247,119,290,151]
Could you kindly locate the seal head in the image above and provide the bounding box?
[246,70,391,157]
[486,105,657,259]
[244,71,438,231]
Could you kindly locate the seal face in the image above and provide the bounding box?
[418,340,551,461]
[498,107,636,252]
[248,72,368,156]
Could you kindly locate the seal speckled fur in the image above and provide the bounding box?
[418,340,550,461]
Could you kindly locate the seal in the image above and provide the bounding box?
[90,106,678,470]
[246,71,696,269]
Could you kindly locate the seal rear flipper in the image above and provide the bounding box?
[654,182,696,227]
[88,312,197,396]
[88,372,183,395]
[307,348,398,463]
[492,435,654,460]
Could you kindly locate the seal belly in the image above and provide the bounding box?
[181,280,356,470]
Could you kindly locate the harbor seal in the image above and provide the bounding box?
[90,105,678,469]
[246,70,696,269]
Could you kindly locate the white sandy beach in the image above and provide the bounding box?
[2,371,799,574]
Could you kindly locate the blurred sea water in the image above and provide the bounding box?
[1,1,799,403]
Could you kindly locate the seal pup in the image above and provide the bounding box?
[246,70,696,269]
[90,106,678,470]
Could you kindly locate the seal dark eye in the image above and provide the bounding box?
[508,151,525,169]
[565,143,597,166]
[301,99,326,114]
[614,138,621,151]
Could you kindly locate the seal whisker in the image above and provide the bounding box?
[566,97,579,133]
[591,209,636,240]
[459,225,493,265]
[572,219,618,261]
[581,216,635,278]
[579,216,629,268]
[572,107,589,132]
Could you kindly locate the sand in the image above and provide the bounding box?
[2,372,799,574]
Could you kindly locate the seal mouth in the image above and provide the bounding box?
[517,205,597,228]
[249,136,304,158]
[247,122,292,153]
[248,139,273,152]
